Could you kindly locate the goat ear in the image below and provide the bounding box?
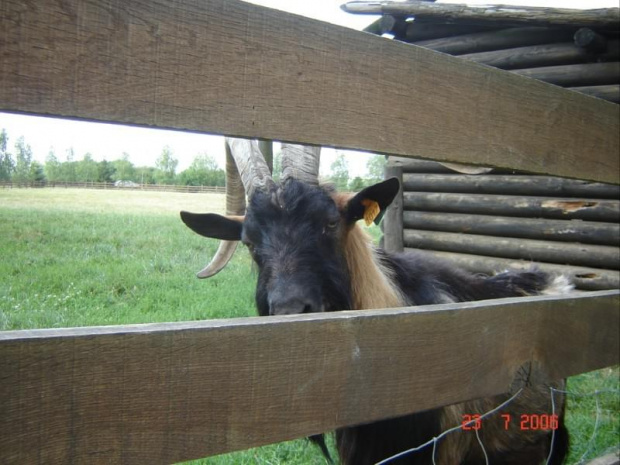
[180,212,243,240]
[345,177,400,226]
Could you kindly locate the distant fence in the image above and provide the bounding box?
[0,180,225,194]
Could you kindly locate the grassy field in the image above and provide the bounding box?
[1,188,618,464]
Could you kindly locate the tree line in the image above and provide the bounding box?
[0,129,225,186]
[0,128,386,189]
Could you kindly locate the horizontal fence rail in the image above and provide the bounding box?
[0,0,618,184]
[1,291,618,465]
[1,0,619,464]
[0,181,225,193]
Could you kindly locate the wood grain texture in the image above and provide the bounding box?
[460,40,620,70]
[0,0,618,183]
[409,248,620,290]
[383,163,404,252]
[403,211,620,246]
[512,62,620,87]
[1,292,618,464]
[570,84,620,103]
[415,27,577,55]
[403,192,620,222]
[402,173,620,198]
[404,229,620,269]
[342,1,620,29]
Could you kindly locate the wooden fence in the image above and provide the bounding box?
[0,0,618,464]
[0,180,225,193]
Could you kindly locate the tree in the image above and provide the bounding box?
[0,129,14,181]
[60,147,78,182]
[348,176,366,192]
[112,152,136,181]
[155,146,178,185]
[13,136,33,183]
[178,153,224,186]
[97,160,115,183]
[330,153,349,191]
[135,166,157,184]
[76,153,99,183]
[44,148,62,182]
[28,161,45,183]
[366,155,387,183]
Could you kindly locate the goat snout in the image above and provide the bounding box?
[268,286,323,315]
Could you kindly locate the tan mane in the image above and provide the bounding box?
[332,193,406,310]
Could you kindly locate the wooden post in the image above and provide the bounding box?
[569,84,620,103]
[402,173,620,198]
[403,229,620,269]
[403,210,620,246]
[403,192,620,222]
[405,22,495,42]
[460,40,620,70]
[512,62,620,87]
[341,1,620,29]
[408,249,620,290]
[383,158,404,253]
[413,27,577,55]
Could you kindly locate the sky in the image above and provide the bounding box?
[0,0,616,177]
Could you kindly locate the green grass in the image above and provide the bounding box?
[1,188,618,464]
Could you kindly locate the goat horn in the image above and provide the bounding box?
[196,240,239,278]
[195,144,247,279]
[226,137,275,198]
[196,138,275,278]
[280,143,321,185]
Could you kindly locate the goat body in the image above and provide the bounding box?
[181,178,570,465]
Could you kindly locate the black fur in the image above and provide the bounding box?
[183,178,569,464]
[244,180,353,316]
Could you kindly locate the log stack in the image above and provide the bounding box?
[383,157,620,291]
[343,1,620,103]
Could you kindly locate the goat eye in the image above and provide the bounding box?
[324,220,339,234]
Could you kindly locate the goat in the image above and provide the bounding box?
[182,175,571,465]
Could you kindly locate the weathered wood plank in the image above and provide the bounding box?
[413,27,577,55]
[512,62,620,87]
[403,192,620,222]
[404,22,496,42]
[408,249,620,290]
[570,84,620,103]
[460,40,620,70]
[403,173,620,198]
[0,0,618,183]
[342,1,620,29]
[383,163,404,252]
[0,292,618,464]
[404,229,620,269]
[403,211,620,246]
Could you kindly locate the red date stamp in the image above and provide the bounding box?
[462,414,559,431]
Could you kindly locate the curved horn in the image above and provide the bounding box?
[195,146,246,278]
[226,137,275,197]
[196,240,239,278]
[196,138,274,279]
[195,145,247,279]
[280,143,321,185]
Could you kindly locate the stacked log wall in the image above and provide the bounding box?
[387,157,620,291]
[373,19,620,103]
